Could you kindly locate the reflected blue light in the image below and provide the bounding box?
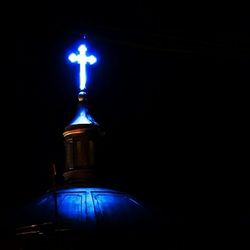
[70,105,97,125]
[57,194,84,222]
[19,187,150,230]
[68,44,97,90]
[23,188,147,226]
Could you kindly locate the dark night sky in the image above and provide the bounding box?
[6,0,250,244]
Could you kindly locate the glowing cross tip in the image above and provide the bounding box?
[68,44,97,91]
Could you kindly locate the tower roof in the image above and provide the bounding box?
[69,91,98,126]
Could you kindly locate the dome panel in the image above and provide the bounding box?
[57,192,85,223]
[92,192,145,225]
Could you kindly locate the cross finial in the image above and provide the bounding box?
[68,44,97,91]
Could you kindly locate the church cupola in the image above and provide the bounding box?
[63,43,98,183]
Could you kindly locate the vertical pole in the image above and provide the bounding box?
[51,163,58,226]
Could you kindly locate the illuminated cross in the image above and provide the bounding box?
[68,44,97,91]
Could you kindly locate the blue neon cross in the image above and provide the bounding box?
[68,44,97,90]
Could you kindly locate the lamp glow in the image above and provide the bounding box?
[68,44,97,90]
[70,105,97,125]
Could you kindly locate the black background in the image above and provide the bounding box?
[4,0,250,247]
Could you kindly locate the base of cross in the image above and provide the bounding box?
[78,90,87,102]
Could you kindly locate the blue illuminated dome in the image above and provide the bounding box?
[16,187,151,235]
